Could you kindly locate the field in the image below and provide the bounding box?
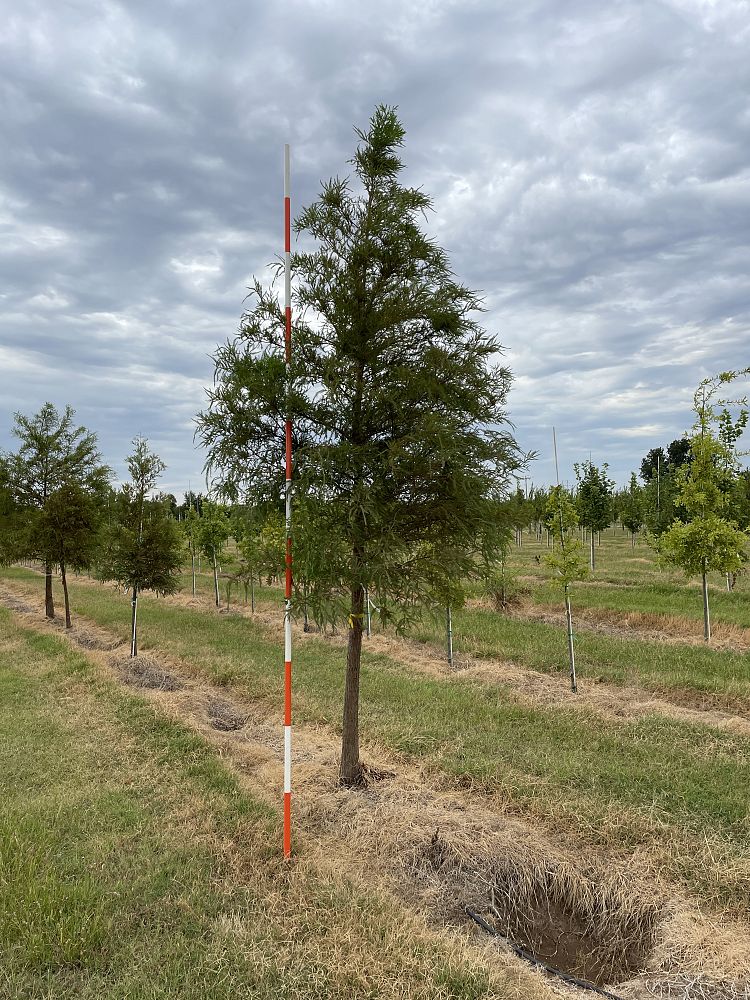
[1,527,749,999]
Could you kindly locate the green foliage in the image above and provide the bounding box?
[619,473,644,537]
[544,486,589,586]
[657,371,750,580]
[37,482,103,574]
[5,403,109,510]
[197,105,525,629]
[98,439,182,597]
[2,403,110,566]
[658,514,747,577]
[573,460,614,532]
[196,501,231,562]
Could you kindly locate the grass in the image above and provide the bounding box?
[415,604,750,707]
[4,566,749,914]
[0,607,530,1000]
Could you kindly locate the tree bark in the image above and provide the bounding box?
[701,566,711,642]
[45,560,55,619]
[212,549,220,607]
[60,562,71,629]
[130,585,138,657]
[340,583,365,786]
[564,585,577,693]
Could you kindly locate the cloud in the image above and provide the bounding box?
[0,0,748,494]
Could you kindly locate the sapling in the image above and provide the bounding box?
[620,473,644,548]
[182,505,199,597]
[544,485,588,692]
[196,501,231,607]
[573,460,613,571]
[657,370,749,641]
[97,438,182,656]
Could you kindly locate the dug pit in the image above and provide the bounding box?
[423,832,660,989]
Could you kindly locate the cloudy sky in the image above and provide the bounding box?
[1,0,749,495]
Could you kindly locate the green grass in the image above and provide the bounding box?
[0,607,521,1000]
[4,567,749,913]
[414,603,750,707]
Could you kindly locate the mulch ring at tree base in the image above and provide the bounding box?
[68,627,124,651]
[207,697,247,731]
[110,654,183,691]
[0,591,37,615]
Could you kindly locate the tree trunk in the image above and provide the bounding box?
[564,585,577,693]
[212,549,219,607]
[631,532,636,548]
[130,586,138,657]
[589,530,595,571]
[60,562,71,629]
[251,576,255,613]
[191,547,196,596]
[340,583,365,786]
[45,560,55,619]
[701,567,711,642]
[445,605,453,667]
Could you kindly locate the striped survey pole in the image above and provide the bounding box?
[283,143,293,858]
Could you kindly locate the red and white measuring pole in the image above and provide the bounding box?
[283,143,293,858]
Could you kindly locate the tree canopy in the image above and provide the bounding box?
[197,105,526,784]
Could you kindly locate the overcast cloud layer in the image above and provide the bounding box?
[1,0,749,494]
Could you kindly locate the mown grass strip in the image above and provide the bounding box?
[418,604,750,707]
[4,568,748,913]
[0,607,525,1000]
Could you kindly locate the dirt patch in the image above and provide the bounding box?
[111,654,183,691]
[446,834,659,986]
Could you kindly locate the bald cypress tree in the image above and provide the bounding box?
[198,106,524,785]
[4,403,110,618]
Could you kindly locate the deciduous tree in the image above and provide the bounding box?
[98,438,182,656]
[573,460,613,570]
[658,371,749,640]
[544,486,588,691]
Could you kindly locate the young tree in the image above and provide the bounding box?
[182,506,200,597]
[37,482,103,628]
[196,500,231,607]
[198,106,524,785]
[98,438,182,656]
[544,486,588,692]
[620,473,644,547]
[573,460,614,570]
[657,371,749,641]
[3,403,110,618]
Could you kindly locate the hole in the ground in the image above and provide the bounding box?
[424,832,659,988]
